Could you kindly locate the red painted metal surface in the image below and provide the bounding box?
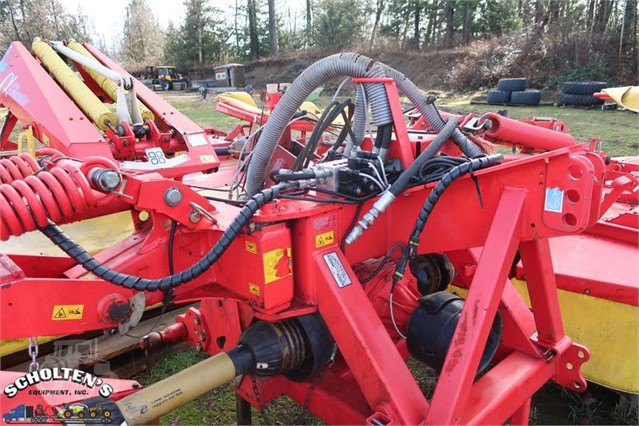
[482,112,576,152]
[1,41,638,425]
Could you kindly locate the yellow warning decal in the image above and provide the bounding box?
[199,155,217,164]
[315,231,335,248]
[248,283,260,296]
[263,248,292,284]
[51,305,84,321]
[245,241,257,254]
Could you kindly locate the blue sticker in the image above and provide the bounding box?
[544,187,564,213]
[0,45,12,71]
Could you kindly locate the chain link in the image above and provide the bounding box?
[28,337,40,372]
[251,375,271,425]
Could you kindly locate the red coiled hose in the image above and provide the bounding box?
[0,153,119,241]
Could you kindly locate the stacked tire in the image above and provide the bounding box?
[560,81,609,106]
[487,78,541,106]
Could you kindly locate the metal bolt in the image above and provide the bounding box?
[199,331,207,342]
[195,343,203,352]
[89,169,121,192]
[189,210,201,223]
[164,187,182,206]
[193,316,201,325]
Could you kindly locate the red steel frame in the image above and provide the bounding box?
[1,41,636,425]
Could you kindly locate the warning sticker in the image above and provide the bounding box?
[263,248,292,284]
[323,252,352,288]
[544,187,564,213]
[245,241,257,254]
[248,283,260,296]
[315,231,335,248]
[51,305,84,320]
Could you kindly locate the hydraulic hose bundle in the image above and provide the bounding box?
[345,118,460,244]
[245,53,484,197]
[245,53,394,197]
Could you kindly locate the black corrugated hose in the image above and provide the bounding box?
[392,154,503,283]
[39,182,298,291]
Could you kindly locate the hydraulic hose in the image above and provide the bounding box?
[374,63,483,158]
[245,53,392,197]
[407,154,504,248]
[344,85,368,157]
[66,40,155,122]
[246,54,483,197]
[39,183,296,291]
[344,118,459,245]
[391,154,504,283]
[389,118,459,196]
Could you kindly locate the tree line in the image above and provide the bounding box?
[1,0,636,83]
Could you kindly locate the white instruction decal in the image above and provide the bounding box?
[544,187,564,213]
[323,252,352,288]
[120,148,189,171]
[187,134,208,147]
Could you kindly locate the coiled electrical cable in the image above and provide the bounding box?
[39,182,298,292]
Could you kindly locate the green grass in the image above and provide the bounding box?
[439,100,639,157]
[159,92,245,132]
[136,347,321,425]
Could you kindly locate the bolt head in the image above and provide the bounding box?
[164,187,183,206]
[100,171,121,191]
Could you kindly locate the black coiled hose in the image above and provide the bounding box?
[391,154,503,283]
[40,183,297,291]
[408,154,504,247]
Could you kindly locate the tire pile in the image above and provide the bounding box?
[560,81,609,107]
[487,78,541,106]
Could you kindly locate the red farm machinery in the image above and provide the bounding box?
[0,39,637,425]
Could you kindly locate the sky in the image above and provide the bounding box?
[60,0,186,47]
[58,0,300,49]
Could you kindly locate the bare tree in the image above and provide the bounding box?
[619,0,638,57]
[268,0,278,56]
[412,0,420,50]
[444,0,455,48]
[462,0,471,44]
[305,0,312,49]
[424,0,439,45]
[5,0,23,41]
[120,0,164,67]
[370,0,384,49]
[248,0,259,59]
